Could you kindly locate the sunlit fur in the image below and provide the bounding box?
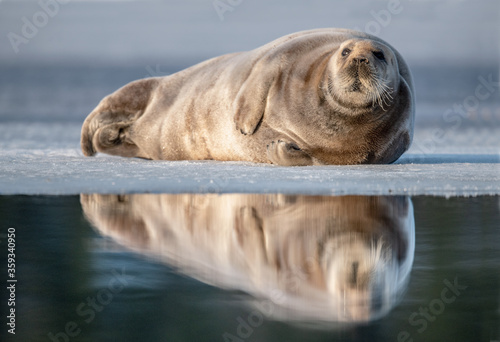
[335,60,394,110]
[81,29,414,165]
[326,38,399,114]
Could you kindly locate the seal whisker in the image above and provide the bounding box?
[367,73,395,111]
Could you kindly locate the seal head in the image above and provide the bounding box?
[325,39,399,116]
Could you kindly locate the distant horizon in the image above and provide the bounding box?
[1,0,498,67]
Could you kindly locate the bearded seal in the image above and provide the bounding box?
[81,28,414,165]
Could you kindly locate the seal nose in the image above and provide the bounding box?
[353,57,369,64]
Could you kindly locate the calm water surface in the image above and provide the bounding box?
[0,195,499,342]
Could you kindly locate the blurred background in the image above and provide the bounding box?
[0,0,499,131]
[1,0,498,67]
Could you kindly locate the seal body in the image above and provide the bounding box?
[81,28,415,165]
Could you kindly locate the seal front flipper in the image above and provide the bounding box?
[233,58,277,135]
[266,140,314,166]
[81,78,158,158]
[234,206,266,261]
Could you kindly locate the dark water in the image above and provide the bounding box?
[0,194,499,342]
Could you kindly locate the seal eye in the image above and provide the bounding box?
[373,51,385,61]
[341,48,351,57]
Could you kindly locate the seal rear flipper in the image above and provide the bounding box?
[81,78,158,157]
[91,121,143,158]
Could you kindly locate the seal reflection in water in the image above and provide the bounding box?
[81,28,415,165]
[81,194,415,323]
